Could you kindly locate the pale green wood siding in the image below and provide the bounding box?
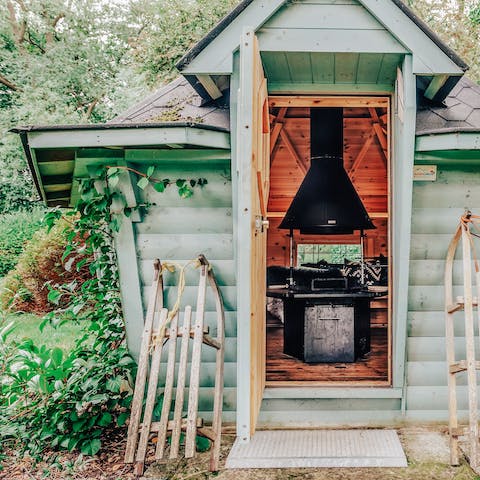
[406,160,480,420]
[131,154,236,421]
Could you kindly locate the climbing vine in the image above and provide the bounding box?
[0,166,207,458]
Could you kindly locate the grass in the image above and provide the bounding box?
[0,276,83,351]
[3,311,83,351]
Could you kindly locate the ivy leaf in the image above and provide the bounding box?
[106,376,122,393]
[98,412,113,427]
[107,167,119,176]
[108,174,120,188]
[146,165,155,178]
[176,179,186,187]
[87,165,104,178]
[178,185,193,198]
[81,438,101,456]
[47,289,62,305]
[117,412,129,427]
[137,176,150,190]
[51,348,63,367]
[153,182,165,193]
[196,436,211,452]
[190,179,196,187]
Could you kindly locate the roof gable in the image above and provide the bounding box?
[177,0,467,76]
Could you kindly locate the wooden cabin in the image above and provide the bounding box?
[15,0,480,443]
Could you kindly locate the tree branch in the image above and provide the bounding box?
[7,0,26,46]
[26,31,46,53]
[0,73,21,92]
[85,98,99,119]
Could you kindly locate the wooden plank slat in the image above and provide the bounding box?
[269,96,389,108]
[185,262,208,458]
[460,225,480,470]
[170,306,192,459]
[207,269,226,471]
[124,260,163,464]
[155,313,179,460]
[134,308,168,476]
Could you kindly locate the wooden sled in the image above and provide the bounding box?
[124,255,225,476]
[445,211,480,473]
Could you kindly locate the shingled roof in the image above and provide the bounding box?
[416,77,480,135]
[109,77,230,130]
[112,75,480,137]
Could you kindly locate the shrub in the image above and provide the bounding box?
[0,219,90,314]
[0,208,45,276]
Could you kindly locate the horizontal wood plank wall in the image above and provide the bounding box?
[406,162,480,421]
[133,154,236,420]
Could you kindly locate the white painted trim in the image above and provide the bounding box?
[416,132,480,152]
[27,127,230,150]
[264,387,403,399]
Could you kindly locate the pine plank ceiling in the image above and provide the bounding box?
[261,52,403,88]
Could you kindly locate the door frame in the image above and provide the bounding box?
[232,51,416,439]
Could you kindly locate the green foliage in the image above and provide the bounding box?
[0,218,89,313]
[0,208,45,276]
[406,0,480,82]
[0,0,237,214]
[130,0,241,85]
[0,163,209,458]
[0,178,135,457]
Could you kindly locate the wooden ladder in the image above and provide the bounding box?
[124,255,225,476]
[445,212,480,472]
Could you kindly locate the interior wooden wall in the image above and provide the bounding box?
[267,106,389,267]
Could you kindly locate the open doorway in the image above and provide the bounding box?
[265,97,390,386]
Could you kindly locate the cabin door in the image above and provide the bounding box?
[237,28,270,437]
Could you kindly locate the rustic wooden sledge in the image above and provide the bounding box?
[445,211,480,473]
[124,255,225,476]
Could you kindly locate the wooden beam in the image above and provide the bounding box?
[348,131,375,178]
[269,96,389,109]
[369,107,388,163]
[279,129,308,174]
[196,74,222,100]
[270,122,283,155]
[423,74,449,100]
[276,107,287,122]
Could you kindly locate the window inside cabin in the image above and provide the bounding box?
[297,243,362,265]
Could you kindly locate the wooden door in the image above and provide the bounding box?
[237,28,270,437]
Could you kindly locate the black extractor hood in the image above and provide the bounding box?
[279,107,375,235]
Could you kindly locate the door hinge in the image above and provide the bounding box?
[255,215,269,232]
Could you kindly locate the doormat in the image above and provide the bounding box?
[225,429,407,468]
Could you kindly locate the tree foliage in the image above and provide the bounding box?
[407,0,480,81]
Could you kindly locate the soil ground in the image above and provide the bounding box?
[1,426,479,480]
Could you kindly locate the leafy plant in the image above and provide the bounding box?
[0,164,208,458]
[0,218,89,313]
[0,208,45,276]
